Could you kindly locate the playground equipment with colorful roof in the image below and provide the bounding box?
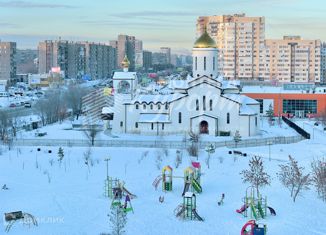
[174,192,204,221]
[236,186,276,220]
[152,162,202,195]
[241,220,267,235]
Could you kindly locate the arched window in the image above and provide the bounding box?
[227,113,230,124]
[213,57,215,70]
[195,57,198,70]
[135,104,139,110]
[196,99,199,111]
[178,112,182,124]
[162,123,164,130]
[158,104,161,110]
[135,122,138,128]
[151,123,154,130]
[255,117,258,126]
[209,100,213,111]
[203,96,206,111]
[204,57,206,70]
[150,104,153,110]
[165,103,169,110]
[143,104,146,109]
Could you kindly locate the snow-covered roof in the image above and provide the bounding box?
[102,106,114,114]
[113,72,137,80]
[184,192,194,198]
[132,93,186,104]
[168,80,189,90]
[221,81,239,90]
[239,105,257,116]
[138,113,170,123]
[242,85,326,94]
[223,94,259,105]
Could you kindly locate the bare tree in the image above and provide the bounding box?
[174,150,182,168]
[65,84,88,120]
[311,158,326,202]
[108,206,127,235]
[240,156,271,195]
[277,155,311,202]
[155,150,162,170]
[188,131,200,158]
[0,110,11,141]
[83,124,100,146]
[35,99,48,126]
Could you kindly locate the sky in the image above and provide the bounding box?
[0,0,325,53]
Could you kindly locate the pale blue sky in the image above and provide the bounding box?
[0,0,325,53]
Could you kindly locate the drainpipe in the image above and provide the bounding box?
[248,116,251,137]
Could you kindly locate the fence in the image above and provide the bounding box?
[282,116,311,139]
[13,135,305,149]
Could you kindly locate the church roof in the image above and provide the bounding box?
[113,71,137,80]
[132,93,186,104]
[223,94,259,105]
[239,105,257,116]
[194,30,217,48]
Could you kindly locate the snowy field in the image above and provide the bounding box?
[1,121,326,235]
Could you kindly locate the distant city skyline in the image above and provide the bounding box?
[0,0,325,53]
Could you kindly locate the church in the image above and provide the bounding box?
[104,31,260,137]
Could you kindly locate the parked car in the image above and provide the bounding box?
[9,103,16,108]
[24,102,32,108]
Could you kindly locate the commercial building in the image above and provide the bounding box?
[242,84,326,118]
[143,50,152,71]
[259,36,321,83]
[197,13,265,80]
[0,41,16,86]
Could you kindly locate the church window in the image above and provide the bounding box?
[150,104,153,110]
[204,57,206,70]
[209,100,213,111]
[203,96,206,111]
[158,104,161,110]
[255,117,258,126]
[227,113,230,124]
[196,99,199,111]
[162,123,164,130]
[151,123,154,130]
[165,103,169,110]
[213,57,216,70]
[178,112,182,124]
[143,104,146,109]
[135,122,138,128]
[136,104,139,109]
[195,57,198,70]
[120,121,123,127]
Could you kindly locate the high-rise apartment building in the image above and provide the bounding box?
[160,47,171,64]
[38,40,116,80]
[196,13,265,80]
[259,36,321,83]
[135,40,143,69]
[321,42,326,84]
[142,50,152,71]
[0,41,17,85]
[117,35,136,71]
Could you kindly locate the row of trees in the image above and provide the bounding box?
[241,155,326,202]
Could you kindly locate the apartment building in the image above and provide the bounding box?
[197,13,265,80]
[38,40,116,80]
[0,41,16,85]
[160,47,171,64]
[142,50,152,71]
[135,40,143,69]
[321,42,326,84]
[117,35,136,71]
[259,36,321,83]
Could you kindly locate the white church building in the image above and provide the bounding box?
[105,31,260,137]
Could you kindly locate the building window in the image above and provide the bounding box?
[151,123,154,130]
[255,117,257,127]
[135,122,138,128]
[196,99,199,111]
[213,57,215,70]
[120,121,123,127]
[158,104,161,110]
[209,100,213,111]
[195,57,197,70]
[227,113,230,124]
[282,99,317,116]
[203,96,206,111]
[150,104,153,110]
[135,104,139,109]
[143,104,146,109]
[178,112,182,123]
[165,103,169,110]
[204,57,206,70]
[162,123,164,130]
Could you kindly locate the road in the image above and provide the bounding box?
[2,105,38,118]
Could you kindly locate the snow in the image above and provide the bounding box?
[138,113,170,123]
[1,126,326,234]
[222,94,259,105]
[239,105,256,115]
[131,93,186,104]
[113,72,137,80]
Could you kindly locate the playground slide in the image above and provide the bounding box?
[192,179,202,193]
[236,204,249,213]
[182,183,190,196]
[122,187,136,199]
[257,202,265,219]
[241,220,255,235]
[176,206,186,218]
[267,206,276,216]
[250,203,258,220]
[152,176,162,190]
[192,209,204,221]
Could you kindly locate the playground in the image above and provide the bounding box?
[0,137,326,234]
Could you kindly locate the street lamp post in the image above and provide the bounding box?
[105,157,110,180]
[267,141,273,161]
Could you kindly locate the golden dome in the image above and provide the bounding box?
[121,55,130,68]
[194,30,217,48]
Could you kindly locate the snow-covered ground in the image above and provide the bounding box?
[1,122,326,235]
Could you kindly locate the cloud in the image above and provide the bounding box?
[0,22,21,28]
[0,1,77,9]
[111,10,195,18]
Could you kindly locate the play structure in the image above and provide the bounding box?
[4,211,38,232]
[153,163,202,196]
[236,186,276,220]
[104,177,136,200]
[174,192,204,221]
[241,220,267,235]
[111,187,134,213]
